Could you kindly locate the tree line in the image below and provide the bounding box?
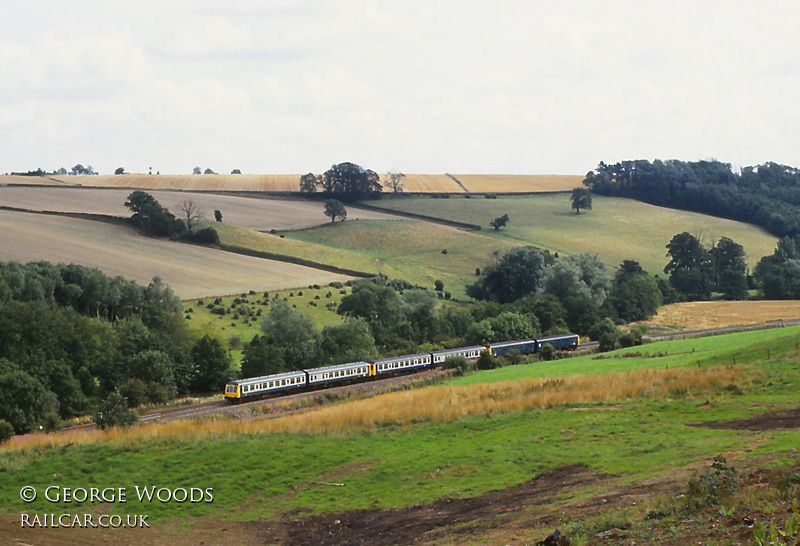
[584,160,800,237]
[124,190,220,244]
[0,262,232,437]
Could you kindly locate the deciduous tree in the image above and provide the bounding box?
[571,187,593,213]
[324,199,347,222]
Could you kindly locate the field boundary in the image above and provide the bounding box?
[445,173,470,193]
[1,206,375,279]
[354,203,482,230]
[217,243,374,279]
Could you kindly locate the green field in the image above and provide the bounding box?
[369,194,778,274]
[3,327,799,543]
[183,284,354,365]
[283,219,519,297]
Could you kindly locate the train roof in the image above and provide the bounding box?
[304,361,370,374]
[429,346,486,355]
[537,334,579,342]
[372,352,431,364]
[228,369,307,386]
[486,339,537,348]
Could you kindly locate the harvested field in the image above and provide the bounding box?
[0,187,399,231]
[32,173,304,192]
[386,174,463,193]
[455,174,583,193]
[0,173,583,194]
[0,210,352,298]
[641,300,800,330]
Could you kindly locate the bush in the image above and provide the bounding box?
[94,392,139,429]
[442,355,471,375]
[476,350,498,370]
[539,343,555,361]
[0,419,14,443]
[683,455,738,513]
[185,227,220,245]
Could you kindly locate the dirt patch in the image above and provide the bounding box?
[256,464,596,545]
[688,406,800,431]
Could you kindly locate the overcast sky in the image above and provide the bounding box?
[1,1,798,176]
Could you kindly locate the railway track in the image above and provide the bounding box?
[63,320,800,431]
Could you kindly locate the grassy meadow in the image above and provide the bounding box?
[2,326,799,543]
[370,194,778,273]
[183,283,354,365]
[283,219,519,297]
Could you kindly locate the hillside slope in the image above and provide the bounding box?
[0,209,351,298]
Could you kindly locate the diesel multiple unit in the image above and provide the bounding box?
[224,334,580,403]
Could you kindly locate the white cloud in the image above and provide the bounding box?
[1,1,800,175]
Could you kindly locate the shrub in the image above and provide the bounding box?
[683,455,738,514]
[476,350,497,370]
[539,343,555,361]
[118,379,149,408]
[442,355,471,375]
[94,392,139,429]
[0,419,15,442]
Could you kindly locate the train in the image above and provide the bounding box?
[223,333,580,404]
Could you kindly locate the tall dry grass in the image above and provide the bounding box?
[2,366,747,453]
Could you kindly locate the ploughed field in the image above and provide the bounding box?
[0,209,351,299]
[0,186,398,231]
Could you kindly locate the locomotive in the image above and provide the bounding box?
[224,333,579,404]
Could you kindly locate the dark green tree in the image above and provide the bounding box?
[490,214,510,231]
[124,191,185,237]
[94,392,139,429]
[240,336,286,378]
[320,319,379,364]
[320,162,382,201]
[260,299,321,369]
[606,260,662,322]
[0,369,59,434]
[467,246,546,303]
[324,199,347,223]
[710,237,748,299]
[665,232,713,300]
[190,335,232,392]
[754,236,800,299]
[571,187,593,213]
[300,172,320,193]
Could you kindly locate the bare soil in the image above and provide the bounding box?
[689,406,800,431]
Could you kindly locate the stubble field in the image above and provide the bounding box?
[0,173,583,193]
[0,186,398,231]
[642,300,800,330]
[0,209,351,299]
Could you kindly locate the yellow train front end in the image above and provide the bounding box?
[224,382,241,403]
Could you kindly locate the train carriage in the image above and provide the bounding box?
[536,334,580,351]
[486,339,538,357]
[373,352,432,376]
[429,346,485,365]
[224,370,308,404]
[306,361,372,388]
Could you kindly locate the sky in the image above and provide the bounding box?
[1,1,799,176]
